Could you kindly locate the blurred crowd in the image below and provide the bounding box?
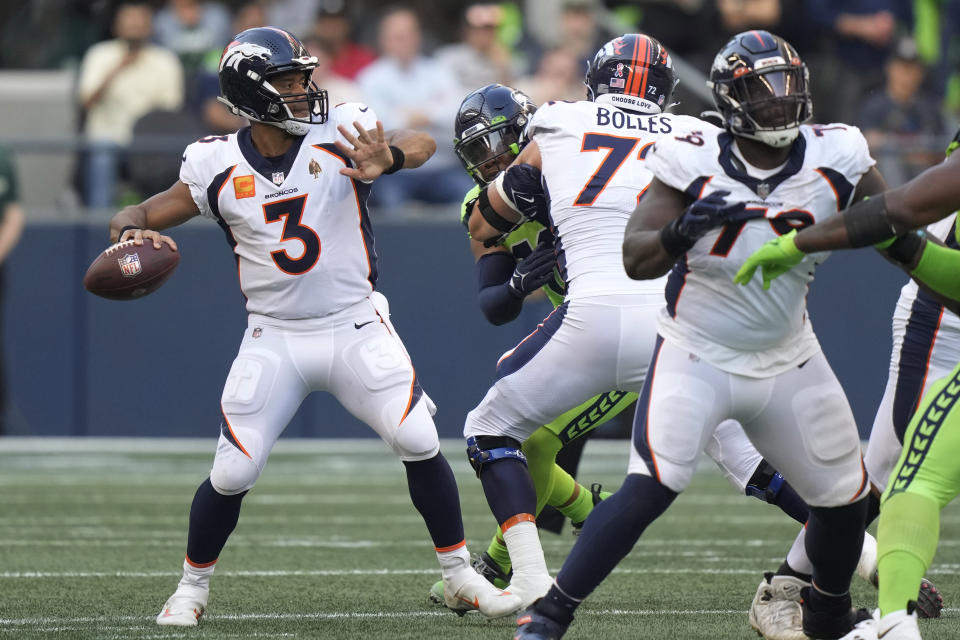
[1,0,958,211]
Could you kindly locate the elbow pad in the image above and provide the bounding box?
[844,194,898,247]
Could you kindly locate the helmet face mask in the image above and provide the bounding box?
[454,85,536,187]
[218,28,329,136]
[709,31,812,148]
[585,34,678,114]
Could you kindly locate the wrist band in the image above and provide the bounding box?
[383,145,405,174]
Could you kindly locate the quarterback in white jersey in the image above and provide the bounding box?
[513,31,885,640]
[107,27,520,626]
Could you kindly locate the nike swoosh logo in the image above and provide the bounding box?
[354,320,375,330]
[515,195,535,204]
[359,106,369,112]
[457,595,480,609]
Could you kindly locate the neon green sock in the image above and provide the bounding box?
[877,491,939,616]
[554,478,594,525]
[522,428,564,515]
[485,529,512,574]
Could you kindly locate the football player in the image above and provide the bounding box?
[736,129,960,640]
[460,33,829,613]
[106,27,520,626]
[512,31,885,640]
[447,83,626,590]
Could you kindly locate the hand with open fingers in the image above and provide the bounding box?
[334,120,394,181]
[677,189,746,241]
[120,228,178,251]
[734,229,804,289]
[508,242,557,297]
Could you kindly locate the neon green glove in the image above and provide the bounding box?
[733,230,805,289]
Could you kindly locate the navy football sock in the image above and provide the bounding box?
[478,458,537,525]
[805,499,868,594]
[403,453,465,548]
[555,474,676,601]
[864,489,881,526]
[185,477,246,565]
[773,479,810,524]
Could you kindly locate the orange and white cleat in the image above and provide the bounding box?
[156,584,208,626]
[443,566,522,619]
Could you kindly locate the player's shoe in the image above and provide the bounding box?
[876,603,921,640]
[570,483,607,537]
[514,599,571,640]
[748,571,808,640]
[506,572,555,610]
[837,617,878,640]
[156,584,208,626]
[429,579,445,605]
[442,566,522,619]
[472,551,513,589]
[800,587,872,640]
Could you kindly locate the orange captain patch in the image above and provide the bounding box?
[233,175,255,199]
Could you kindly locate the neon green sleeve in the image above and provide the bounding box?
[460,185,481,227]
[911,239,960,302]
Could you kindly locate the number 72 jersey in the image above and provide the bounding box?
[646,121,876,377]
[179,103,379,320]
[527,101,704,300]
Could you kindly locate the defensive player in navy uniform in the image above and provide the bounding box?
[511,31,885,640]
[106,27,520,626]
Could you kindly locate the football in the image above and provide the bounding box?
[83,240,180,300]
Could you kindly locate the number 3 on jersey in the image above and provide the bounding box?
[263,195,321,275]
[574,133,654,206]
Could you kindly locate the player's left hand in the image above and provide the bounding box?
[335,120,393,181]
[734,229,805,289]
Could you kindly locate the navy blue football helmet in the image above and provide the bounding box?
[454,84,537,187]
[218,27,328,136]
[709,30,812,148]
[585,34,678,114]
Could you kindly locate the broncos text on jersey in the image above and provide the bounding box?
[179,103,379,320]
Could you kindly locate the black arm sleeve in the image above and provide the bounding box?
[476,252,523,326]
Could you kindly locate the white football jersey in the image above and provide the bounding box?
[180,103,379,319]
[527,101,701,299]
[646,121,876,377]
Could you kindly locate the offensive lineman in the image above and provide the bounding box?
[106,27,520,626]
[514,31,883,640]
[736,129,960,640]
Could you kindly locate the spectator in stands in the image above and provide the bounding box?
[806,0,913,123]
[517,47,586,106]
[154,0,231,77]
[436,3,515,95]
[0,146,24,435]
[303,36,367,105]
[77,1,184,208]
[860,36,946,183]
[313,4,377,80]
[357,7,471,212]
[263,0,321,34]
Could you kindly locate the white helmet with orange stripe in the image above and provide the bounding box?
[584,34,678,115]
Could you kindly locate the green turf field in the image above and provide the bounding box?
[1,438,957,639]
